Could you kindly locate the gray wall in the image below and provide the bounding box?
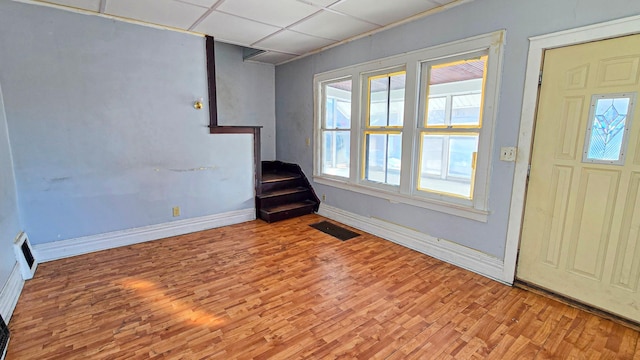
[0,1,274,245]
[215,42,276,160]
[275,0,640,259]
[0,81,21,287]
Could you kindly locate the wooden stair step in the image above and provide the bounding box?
[259,200,317,223]
[258,186,308,199]
[262,200,316,213]
[262,171,301,183]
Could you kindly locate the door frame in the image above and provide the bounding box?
[503,15,640,284]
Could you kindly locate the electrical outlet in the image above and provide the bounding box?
[500,147,517,162]
[322,194,326,201]
[305,137,311,147]
[172,206,180,217]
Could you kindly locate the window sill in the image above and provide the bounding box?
[314,176,489,222]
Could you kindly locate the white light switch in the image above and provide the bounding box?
[500,147,517,162]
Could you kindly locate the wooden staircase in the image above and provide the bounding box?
[257,161,320,223]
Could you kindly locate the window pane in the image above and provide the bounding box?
[322,130,350,177]
[421,135,443,176]
[427,97,446,126]
[451,93,482,126]
[418,133,478,198]
[584,96,632,163]
[325,80,352,129]
[389,73,405,126]
[369,77,389,127]
[364,133,401,186]
[368,72,406,127]
[447,136,478,178]
[425,56,486,127]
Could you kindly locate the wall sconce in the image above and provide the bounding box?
[193,98,204,110]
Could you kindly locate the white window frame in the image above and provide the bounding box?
[313,30,505,222]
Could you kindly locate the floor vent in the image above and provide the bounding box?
[310,221,360,241]
[14,232,38,280]
[0,315,9,360]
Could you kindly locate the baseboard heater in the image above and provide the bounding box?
[0,314,9,360]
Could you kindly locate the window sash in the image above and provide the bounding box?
[417,131,479,199]
[361,130,402,187]
[365,70,406,129]
[421,54,488,130]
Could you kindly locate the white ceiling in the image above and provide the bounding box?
[32,0,466,64]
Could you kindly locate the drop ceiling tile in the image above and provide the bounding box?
[248,51,298,64]
[290,10,378,41]
[217,0,319,27]
[254,30,335,55]
[105,0,208,29]
[193,11,281,46]
[331,0,441,26]
[37,0,101,12]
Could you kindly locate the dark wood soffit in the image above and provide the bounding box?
[205,35,218,130]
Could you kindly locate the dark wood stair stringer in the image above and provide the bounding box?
[257,161,320,223]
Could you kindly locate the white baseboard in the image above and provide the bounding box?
[35,208,256,262]
[317,204,507,284]
[0,263,24,323]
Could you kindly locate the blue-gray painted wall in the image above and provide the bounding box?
[0,81,21,287]
[0,0,275,250]
[275,0,640,259]
[215,42,276,160]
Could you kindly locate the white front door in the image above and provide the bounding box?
[517,34,640,322]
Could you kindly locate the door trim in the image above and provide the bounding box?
[503,15,640,284]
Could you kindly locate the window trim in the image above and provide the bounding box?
[313,30,505,222]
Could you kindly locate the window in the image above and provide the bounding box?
[418,55,487,199]
[363,70,406,187]
[582,93,636,165]
[320,78,352,178]
[314,31,504,221]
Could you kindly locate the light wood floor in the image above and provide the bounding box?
[6,214,640,359]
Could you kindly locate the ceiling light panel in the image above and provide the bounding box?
[37,0,101,12]
[217,0,320,28]
[193,11,281,45]
[254,30,335,54]
[331,0,442,26]
[290,10,378,41]
[105,0,208,29]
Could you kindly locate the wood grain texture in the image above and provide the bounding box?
[6,215,640,359]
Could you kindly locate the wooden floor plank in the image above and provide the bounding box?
[6,214,640,359]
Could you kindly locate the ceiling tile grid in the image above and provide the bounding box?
[105,0,208,30]
[289,9,379,41]
[193,10,281,45]
[216,0,320,28]
[33,0,464,64]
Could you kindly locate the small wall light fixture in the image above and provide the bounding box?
[193,98,204,110]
